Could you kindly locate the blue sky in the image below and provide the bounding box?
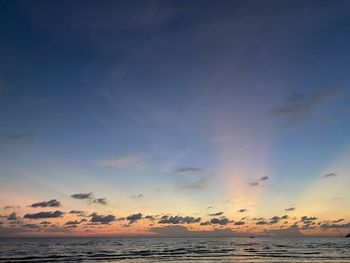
[0,0,350,237]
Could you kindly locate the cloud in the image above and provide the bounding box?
[70,193,107,205]
[97,155,138,167]
[210,217,230,225]
[234,221,245,226]
[90,213,116,224]
[285,207,295,211]
[177,176,209,190]
[24,211,64,219]
[256,220,268,225]
[174,167,205,174]
[299,216,318,228]
[268,89,340,127]
[70,192,93,200]
[91,198,108,205]
[3,205,20,210]
[259,176,269,181]
[22,223,39,229]
[69,210,86,216]
[322,172,337,179]
[313,90,340,103]
[130,194,145,199]
[158,215,201,224]
[126,213,142,224]
[268,215,288,225]
[320,222,350,229]
[238,209,248,213]
[248,176,269,187]
[149,225,247,237]
[0,132,35,142]
[7,212,20,221]
[264,225,304,237]
[30,199,61,208]
[209,212,224,216]
[65,219,86,226]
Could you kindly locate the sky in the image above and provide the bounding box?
[0,0,350,237]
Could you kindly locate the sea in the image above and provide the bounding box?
[0,237,350,262]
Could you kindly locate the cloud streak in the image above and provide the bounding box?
[30,199,61,208]
[24,211,64,219]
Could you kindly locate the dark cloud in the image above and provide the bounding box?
[256,220,268,225]
[285,207,295,211]
[126,213,142,224]
[322,172,337,179]
[249,176,269,187]
[200,221,211,226]
[301,216,317,222]
[238,209,247,213]
[22,223,39,229]
[90,213,116,224]
[71,192,93,199]
[0,132,34,142]
[149,225,247,237]
[65,219,86,226]
[69,210,86,216]
[210,217,229,225]
[24,211,64,219]
[259,176,269,181]
[175,167,205,174]
[30,199,61,208]
[158,215,201,224]
[7,212,20,221]
[269,215,288,225]
[144,215,155,220]
[320,222,350,229]
[234,221,245,226]
[91,197,108,205]
[209,212,223,216]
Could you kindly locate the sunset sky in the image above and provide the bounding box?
[1,0,350,237]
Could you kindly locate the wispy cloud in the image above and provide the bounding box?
[248,176,270,187]
[91,198,107,205]
[70,193,93,200]
[174,167,205,174]
[70,193,108,205]
[130,194,145,199]
[0,132,35,142]
[158,215,201,224]
[322,172,337,179]
[209,212,224,216]
[97,155,138,167]
[285,207,296,212]
[177,176,209,190]
[269,89,340,128]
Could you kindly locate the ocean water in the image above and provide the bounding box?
[0,237,350,262]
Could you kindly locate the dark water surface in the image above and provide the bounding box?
[1,237,350,262]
